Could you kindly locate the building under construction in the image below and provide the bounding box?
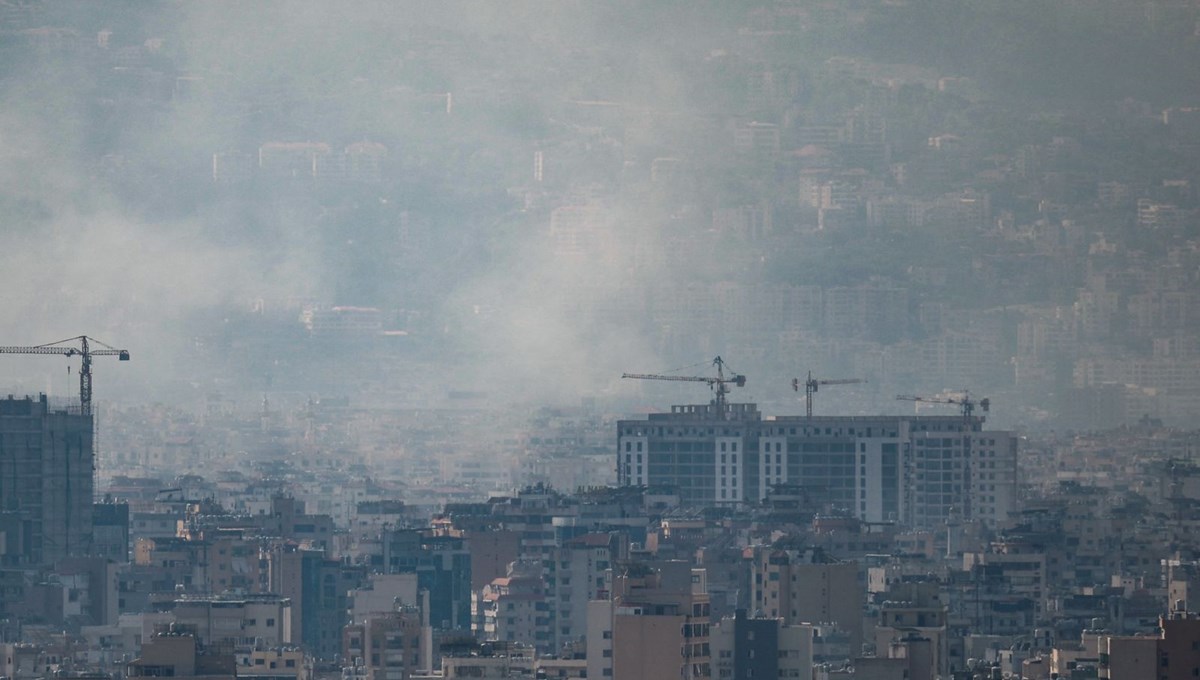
[616,402,1017,529]
[0,394,94,566]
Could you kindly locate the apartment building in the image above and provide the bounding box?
[710,609,814,680]
[587,561,712,679]
[749,546,862,652]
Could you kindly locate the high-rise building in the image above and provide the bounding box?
[0,395,94,566]
[616,403,1017,528]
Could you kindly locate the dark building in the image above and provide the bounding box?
[381,529,471,633]
[0,395,94,566]
[733,609,779,680]
[711,608,815,680]
[92,502,130,562]
[268,544,365,661]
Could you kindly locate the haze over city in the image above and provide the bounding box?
[0,0,1191,425]
[3,2,1200,679]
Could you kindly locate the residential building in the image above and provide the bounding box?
[710,609,815,680]
[126,625,237,680]
[378,529,471,634]
[588,561,712,680]
[170,594,293,651]
[268,545,364,660]
[343,607,428,680]
[477,570,547,647]
[750,546,862,652]
[874,580,950,678]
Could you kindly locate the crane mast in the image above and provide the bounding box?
[0,336,130,415]
[622,356,747,409]
[792,371,865,418]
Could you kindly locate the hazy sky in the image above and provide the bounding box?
[1,1,1196,424]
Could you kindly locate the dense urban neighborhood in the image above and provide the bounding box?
[4,1,1200,678]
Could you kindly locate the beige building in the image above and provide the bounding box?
[243,648,307,680]
[588,561,711,679]
[171,594,293,651]
[751,547,863,652]
[1100,611,1200,680]
[343,607,428,680]
[477,574,546,645]
[963,543,1049,619]
[350,573,421,623]
[126,627,236,680]
[874,581,949,679]
[1099,635,1157,680]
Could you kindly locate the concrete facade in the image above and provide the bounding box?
[617,404,1017,528]
[0,395,94,566]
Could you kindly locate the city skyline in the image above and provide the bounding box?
[4,2,1200,679]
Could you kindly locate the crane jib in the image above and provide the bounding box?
[0,336,130,415]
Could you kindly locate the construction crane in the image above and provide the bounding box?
[792,371,865,418]
[622,356,746,408]
[0,336,130,416]
[895,392,989,419]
